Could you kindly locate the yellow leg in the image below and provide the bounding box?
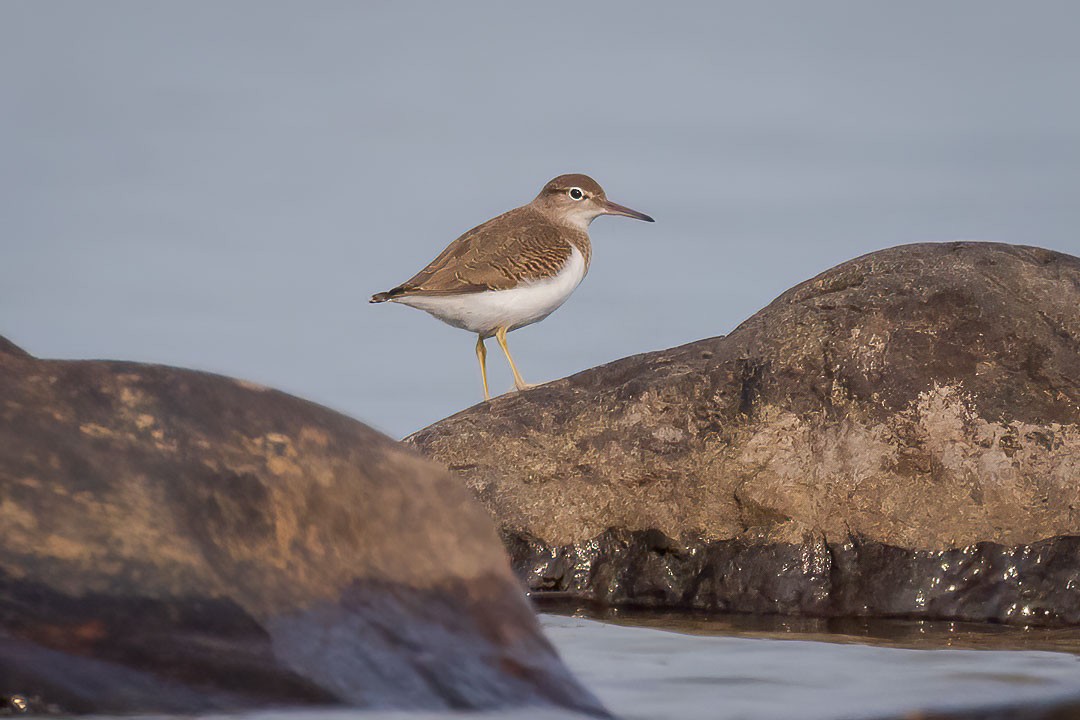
[495,327,534,391]
[475,335,490,401]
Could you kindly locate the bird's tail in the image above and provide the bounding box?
[370,287,403,303]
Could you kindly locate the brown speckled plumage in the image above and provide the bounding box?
[380,206,591,299]
[372,174,616,302]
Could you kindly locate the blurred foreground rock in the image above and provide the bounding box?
[0,338,606,716]
[409,242,1080,625]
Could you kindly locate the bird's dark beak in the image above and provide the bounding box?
[600,199,655,222]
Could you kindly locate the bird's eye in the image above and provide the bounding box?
[568,187,585,200]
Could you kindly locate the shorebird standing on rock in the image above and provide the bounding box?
[371,173,653,400]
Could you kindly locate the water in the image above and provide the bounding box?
[104,613,1080,720]
[3,2,1080,439]
[3,4,1080,717]
[536,602,1080,655]
[541,614,1080,720]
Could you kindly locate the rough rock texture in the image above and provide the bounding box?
[0,338,606,716]
[409,242,1080,625]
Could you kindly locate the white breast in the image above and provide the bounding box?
[395,245,587,337]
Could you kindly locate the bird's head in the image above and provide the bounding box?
[532,173,654,230]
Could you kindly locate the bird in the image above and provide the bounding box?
[371,173,654,400]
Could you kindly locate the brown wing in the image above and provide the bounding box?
[385,207,576,297]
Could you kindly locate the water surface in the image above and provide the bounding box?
[538,602,1080,655]
[110,614,1080,720]
[542,614,1080,720]
[3,2,1080,438]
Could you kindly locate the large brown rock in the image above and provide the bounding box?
[409,242,1080,625]
[0,338,606,716]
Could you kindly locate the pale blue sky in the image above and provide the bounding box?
[3,1,1079,437]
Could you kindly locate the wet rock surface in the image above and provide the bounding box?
[0,339,606,716]
[409,242,1080,625]
[512,531,1080,625]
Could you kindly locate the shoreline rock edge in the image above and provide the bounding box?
[409,242,1080,625]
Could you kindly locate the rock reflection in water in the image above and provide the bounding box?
[536,599,1080,655]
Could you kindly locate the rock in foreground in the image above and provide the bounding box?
[409,242,1080,625]
[0,338,606,716]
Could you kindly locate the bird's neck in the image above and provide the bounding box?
[528,205,593,271]
[565,228,592,272]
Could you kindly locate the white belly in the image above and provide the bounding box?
[395,246,587,336]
